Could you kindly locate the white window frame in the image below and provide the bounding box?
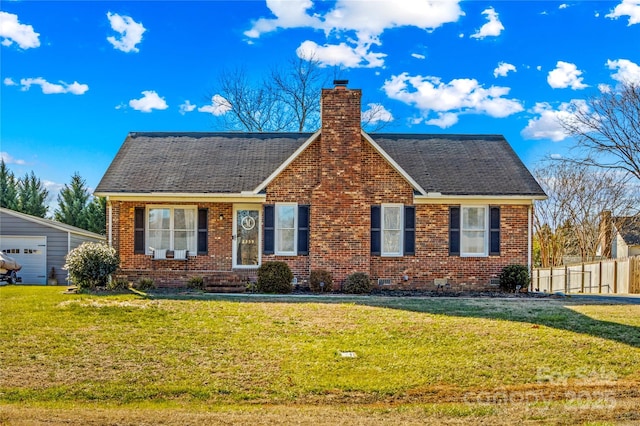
[460,205,488,257]
[381,204,404,257]
[275,203,298,256]
[145,205,197,255]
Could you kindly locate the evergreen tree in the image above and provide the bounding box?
[17,171,49,218]
[54,173,91,229]
[85,196,106,235]
[0,159,19,210]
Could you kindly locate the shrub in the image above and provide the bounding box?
[107,277,130,291]
[187,275,204,290]
[343,272,372,294]
[63,242,119,290]
[257,261,293,294]
[134,277,156,291]
[309,269,333,293]
[499,264,530,292]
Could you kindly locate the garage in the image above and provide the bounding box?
[0,208,105,285]
[0,236,47,284]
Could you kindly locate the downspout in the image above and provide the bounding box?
[108,199,113,247]
[528,204,533,291]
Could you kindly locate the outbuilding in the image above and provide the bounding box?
[0,207,105,284]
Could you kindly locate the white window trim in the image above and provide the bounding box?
[460,205,489,257]
[381,203,404,257]
[275,203,298,256]
[145,205,198,255]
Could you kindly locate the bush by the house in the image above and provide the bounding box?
[134,277,156,291]
[343,272,372,294]
[187,275,204,290]
[309,269,333,293]
[107,277,130,291]
[257,261,293,294]
[499,264,530,292]
[63,242,119,290]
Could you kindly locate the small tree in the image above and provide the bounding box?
[55,172,91,229]
[64,242,119,290]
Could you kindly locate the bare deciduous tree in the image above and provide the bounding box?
[560,81,640,181]
[534,160,639,267]
[208,53,394,132]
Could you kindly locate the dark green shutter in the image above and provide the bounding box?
[197,208,208,255]
[371,205,381,255]
[297,205,309,255]
[134,207,145,254]
[489,206,500,255]
[449,206,460,256]
[404,206,416,256]
[264,205,274,255]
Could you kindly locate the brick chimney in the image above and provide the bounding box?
[310,81,369,286]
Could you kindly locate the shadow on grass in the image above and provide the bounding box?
[144,290,640,349]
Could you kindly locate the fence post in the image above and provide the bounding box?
[565,264,569,293]
[613,260,617,294]
[598,261,602,293]
[581,262,585,293]
[550,266,553,292]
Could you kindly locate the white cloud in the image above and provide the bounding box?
[494,62,516,78]
[550,153,563,159]
[547,61,588,89]
[536,65,542,71]
[246,0,463,68]
[606,58,640,84]
[19,77,89,95]
[296,40,385,68]
[129,91,168,112]
[471,7,504,39]
[362,103,393,124]
[179,101,196,115]
[521,100,588,141]
[107,12,146,53]
[382,73,523,128]
[3,77,17,86]
[598,83,612,93]
[0,11,40,49]
[0,151,26,165]
[559,4,569,9]
[411,53,426,60]
[606,0,640,25]
[198,95,231,116]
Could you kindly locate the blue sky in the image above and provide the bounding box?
[2,1,640,210]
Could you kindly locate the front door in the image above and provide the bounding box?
[233,205,261,268]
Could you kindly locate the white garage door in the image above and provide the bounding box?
[0,236,47,284]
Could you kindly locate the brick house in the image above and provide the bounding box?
[95,83,546,291]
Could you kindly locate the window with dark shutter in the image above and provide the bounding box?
[489,206,500,255]
[263,205,274,255]
[404,206,416,256]
[449,206,460,256]
[134,207,145,254]
[371,205,381,255]
[297,205,309,255]
[197,208,208,255]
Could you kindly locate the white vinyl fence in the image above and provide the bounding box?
[532,255,640,294]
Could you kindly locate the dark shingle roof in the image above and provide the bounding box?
[372,134,545,196]
[96,132,545,197]
[614,216,640,246]
[96,132,312,194]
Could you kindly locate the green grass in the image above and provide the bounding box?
[1,286,639,424]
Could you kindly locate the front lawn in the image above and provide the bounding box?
[1,286,639,424]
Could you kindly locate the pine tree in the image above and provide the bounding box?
[0,160,19,210]
[17,172,49,217]
[54,173,91,229]
[85,196,106,235]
